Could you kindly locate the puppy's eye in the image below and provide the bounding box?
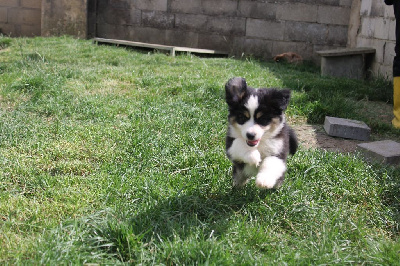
[255,113,271,125]
[235,112,249,124]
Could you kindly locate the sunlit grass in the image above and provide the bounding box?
[0,36,399,264]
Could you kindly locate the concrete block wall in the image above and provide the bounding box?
[41,0,88,39]
[2,0,396,80]
[94,0,353,63]
[351,0,395,78]
[0,0,41,36]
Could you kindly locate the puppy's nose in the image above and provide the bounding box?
[246,132,256,140]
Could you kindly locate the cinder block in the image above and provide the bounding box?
[284,21,327,44]
[276,3,317,22]
[21,0,42,8]
[243,38,273,59]
[317,6,351,25]
[202,0,238,16]
[170,0,201,14]
[142,11,174,29]
[0,0,19,7]
[357,140,400,165]
[0,7,7,23]
[207,17,246,35]
[238,1,277,19]
[175,13,208,32]
[326,25,349,46]
[165,29,199,47]
[246,19,285,40]
[8,8,41,25]
[324,116,371,141]
[134,0,167,12]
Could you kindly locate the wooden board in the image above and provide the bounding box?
[93,38,228,56]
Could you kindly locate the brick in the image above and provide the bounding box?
[357,140,400,165]
[0,0,18,7]
[324,116,371,141]
[133,0,167,12]
[317,5,351,25]
[238,1,277,19]
[21,0,41,8]
[246,19,285,40]
[276,3,317,22]
[142,11,174,29]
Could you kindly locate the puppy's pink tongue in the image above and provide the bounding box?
[246,139,259,146]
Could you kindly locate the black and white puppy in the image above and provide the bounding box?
[225,77,298,189]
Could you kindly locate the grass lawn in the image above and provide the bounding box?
[0,36,399,264]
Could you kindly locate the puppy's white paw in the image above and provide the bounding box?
[255,156,287,189]
[243,150,261,166]
[255,173,278,189]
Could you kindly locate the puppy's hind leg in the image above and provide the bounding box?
[232,162,250,188]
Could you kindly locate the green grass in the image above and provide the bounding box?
[0,36,399,264]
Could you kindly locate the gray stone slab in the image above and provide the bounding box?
[316,47,376,57]
[324,116,371,141]
[357,140,400,165]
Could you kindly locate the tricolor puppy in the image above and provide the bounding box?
[225,77,298,189]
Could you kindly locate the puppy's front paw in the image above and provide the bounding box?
[243,150,261,166]
[255,156,287,189]
[255,172,278,189]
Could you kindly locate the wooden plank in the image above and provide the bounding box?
[316,47,376,57]
[93,38,174,53]
[93,37,228,56]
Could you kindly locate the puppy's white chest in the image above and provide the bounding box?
[258,138,284,158]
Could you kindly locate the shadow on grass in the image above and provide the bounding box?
[129,187,275,240]
[97,186,278,262]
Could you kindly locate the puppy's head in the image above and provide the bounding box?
[225,77,291,147]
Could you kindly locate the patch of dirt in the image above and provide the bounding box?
[293,124,363,153]
[292,101,399,153]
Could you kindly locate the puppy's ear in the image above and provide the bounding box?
[272,89,291,111]
[225,77,247,104]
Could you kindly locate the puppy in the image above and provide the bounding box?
[225,77,297,189]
